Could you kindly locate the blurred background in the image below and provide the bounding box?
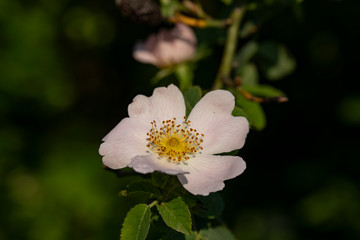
[1,0,359,239]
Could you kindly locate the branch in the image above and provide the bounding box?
[213,7,246,89]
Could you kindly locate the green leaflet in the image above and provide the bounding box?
[185,232,199,240]
[242,84,286,98]
[157,197,192,235]
[235,93,266,131]
[120,204,151,240]
[238,63,259,86]
[232,106,249,119]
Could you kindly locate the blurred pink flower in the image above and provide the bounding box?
[133,23,197,68]
[99,84,249,196]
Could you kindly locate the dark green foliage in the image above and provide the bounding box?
[196,193,224,219]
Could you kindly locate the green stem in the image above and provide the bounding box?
[175,64,193,91]
[212,6,246,89]
[205,18,232,28]
[148,200,158,208]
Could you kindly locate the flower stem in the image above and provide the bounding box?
[175,63,193,91]
[212,6,246,89]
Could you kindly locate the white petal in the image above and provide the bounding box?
[129,154,188,175]
[128,84,186,125]
[188,90,249,154]
[99,118,148,169]
[178,155,246,195]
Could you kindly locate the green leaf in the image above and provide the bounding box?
[235,93,266,131]
[238,63,259,86]
[199,226,236,240]
[257,42,296,80]
[156,197,192,234]
[232,106,249,118]
[184,86,202,116]
[174,63,194,91]
[185,232,199,240]
[120,204,151,240]
[177,192,198,208]
[196,193,224,219]
[266,46,296,80]
[242,85,286,98]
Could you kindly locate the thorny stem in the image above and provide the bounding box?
[169,13,232,28]
[213,6,246,89]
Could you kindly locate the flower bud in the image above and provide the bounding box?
[133,23,197,68]
[116,0,162,26]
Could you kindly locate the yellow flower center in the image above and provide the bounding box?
[146,117,204,162]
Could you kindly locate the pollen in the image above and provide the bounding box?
[146,117,204,162]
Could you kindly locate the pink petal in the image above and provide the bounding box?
[178,155,246,196]
[188,90,249,154]
[154,24,196,67]
[133,23,197,68]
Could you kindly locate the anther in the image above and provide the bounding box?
[146,117,204,163]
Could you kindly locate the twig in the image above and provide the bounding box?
[238,88,289,103]
[213,7,246,89]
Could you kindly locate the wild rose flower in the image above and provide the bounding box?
[99,85,249,195]
[133,23,197,68]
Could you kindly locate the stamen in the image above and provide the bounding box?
[146,117,204,163]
